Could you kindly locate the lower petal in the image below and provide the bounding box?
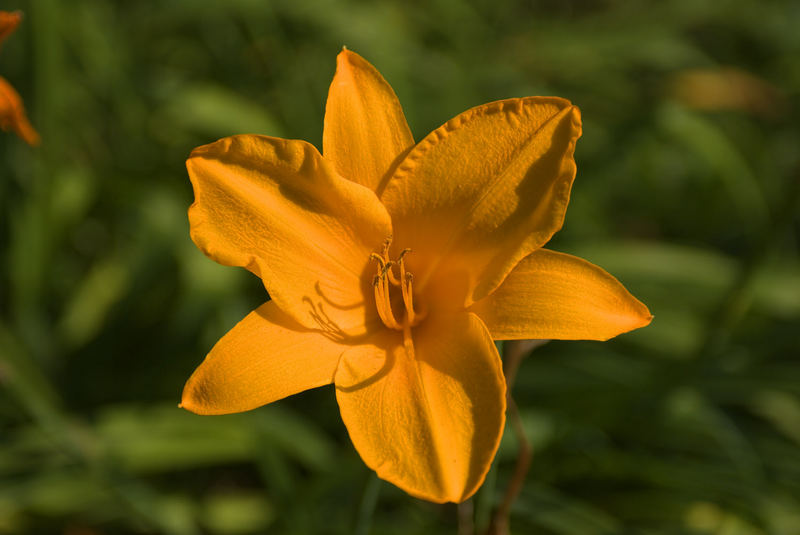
[469,249,652,340]
[181,301,348,415]
[335,311,506,503]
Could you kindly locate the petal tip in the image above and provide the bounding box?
[615,301,653,340]
[178,397,198,414]
[336,47,354,63]
[180,377,227,416]
[561,104,583,138]
[188,136,229,161]
[335,47,370,73]
[180,367,225,416]
[636,299,654,323]
[179,380,202,414]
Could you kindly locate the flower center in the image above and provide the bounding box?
[369,237,426,330]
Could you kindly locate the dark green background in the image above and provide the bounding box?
[2,0,799,533]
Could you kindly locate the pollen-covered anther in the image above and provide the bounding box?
[369,252,386,270]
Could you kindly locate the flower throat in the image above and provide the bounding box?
[370,237,425,330]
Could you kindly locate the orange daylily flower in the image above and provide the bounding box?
[0,10,39,146]
[181,49,651,503]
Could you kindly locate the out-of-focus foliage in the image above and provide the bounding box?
[1,0,798,533]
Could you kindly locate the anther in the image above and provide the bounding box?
[381,236,392,257]
[369,252,386,270]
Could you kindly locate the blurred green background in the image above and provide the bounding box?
[2,0,799,533]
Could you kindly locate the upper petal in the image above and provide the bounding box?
[469,249,652,340]
[181,301,347,415]
[335,311,506,503]
[0,77,40,146]
[0,11,21,47]
[323,49,414,192]
[380,98,581,307]
[187,134,392,335]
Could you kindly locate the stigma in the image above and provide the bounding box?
[369,237,425,330]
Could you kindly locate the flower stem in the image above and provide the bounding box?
[484,340,548,534]
[458,500,475,535]
[487,397,531,535]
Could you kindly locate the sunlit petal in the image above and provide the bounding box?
[381,98,581,307]
[181,301,347,415]
[187,134,392,335]
[470,249,652,340]
[335,311,505,503]
[323,49,414,192]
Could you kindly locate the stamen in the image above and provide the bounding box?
[385,262,403,289]
[401,272,415,323]
[379,239,400,286]
[370,240,424,330]
[401,272,426,325]
[369,253,386,271]
[398,249,425,325]
[371,251,402,330]
[386,265,401,286]
[402,318,415,359]
[397,248,410,286]
[373,270,402,329]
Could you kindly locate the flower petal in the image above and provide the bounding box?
[0,11,21,47]
[470,249,652,340]
[380,98,581,306]
[181,301,347,415]
[335,311,506,503]
[187,134,392,335]
[0,77,40,146]
[323,49,414,192]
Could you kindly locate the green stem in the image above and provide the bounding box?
[473,342,505,531]
[458,500,475,535]
[484,341,541,535]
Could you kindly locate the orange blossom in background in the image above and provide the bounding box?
[0,11,38,146]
